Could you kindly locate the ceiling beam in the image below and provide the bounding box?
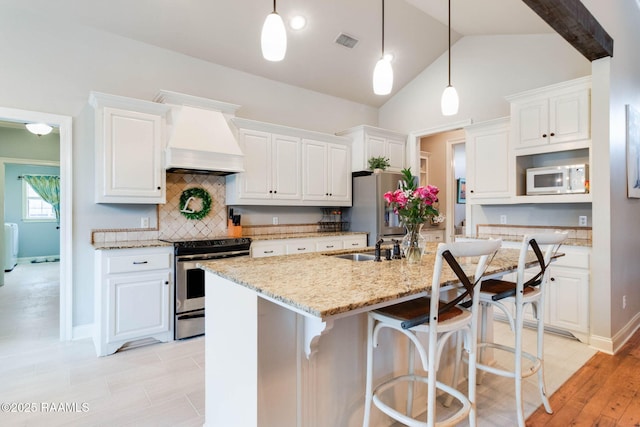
[522,0,613,61]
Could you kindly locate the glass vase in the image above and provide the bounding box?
[402,223,426,264]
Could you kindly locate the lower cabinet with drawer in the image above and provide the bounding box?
[498,242,590,342]
[94,246,174,356]
[251,234,367,258]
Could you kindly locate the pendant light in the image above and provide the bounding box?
[441,0,459,116]
[261,0,287,62]
[373,0,393,95]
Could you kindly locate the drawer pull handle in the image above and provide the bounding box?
[133,261,149,265]
[298,247,306,251]
[326,245,334,248]
[351,243,359,246]
[264,250,274,254]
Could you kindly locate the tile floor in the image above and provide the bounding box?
[0,262,597,426]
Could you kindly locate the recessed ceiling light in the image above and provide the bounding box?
[290,15,306,30]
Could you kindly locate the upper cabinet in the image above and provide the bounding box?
[507,76,591,153]
[465,117,512,203]
[90,92,171,204]
[232,128,301,202]
[302,139,351,204]
[337,125,407,172]
[226,118,351,206]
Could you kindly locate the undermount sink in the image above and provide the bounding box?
[333,252,377,262]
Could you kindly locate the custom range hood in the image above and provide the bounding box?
[154,90,244,175]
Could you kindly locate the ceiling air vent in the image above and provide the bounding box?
[335,33,359,49]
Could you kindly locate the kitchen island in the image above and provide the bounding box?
[199,243,537,427]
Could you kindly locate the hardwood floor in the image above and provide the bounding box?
[527,328,640,426]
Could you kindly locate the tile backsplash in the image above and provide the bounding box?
[158,173,228,240]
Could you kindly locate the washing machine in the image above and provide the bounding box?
[4,223,18,272]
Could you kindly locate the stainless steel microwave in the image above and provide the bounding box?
[526,164,589,195]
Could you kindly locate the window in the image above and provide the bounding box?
[23,180,56,221]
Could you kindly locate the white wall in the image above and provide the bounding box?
[582,0,640,349]
[0,6,377,327]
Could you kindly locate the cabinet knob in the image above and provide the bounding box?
[550,132,555,137]
[542,134,547,138]
[550,277,555,281]
[157,186,161,190]
[165,281,169,285]
[273,190,277,194]
[269,190,273,193]
[470,190,474,194]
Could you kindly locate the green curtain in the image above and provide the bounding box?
[22,174,60,221]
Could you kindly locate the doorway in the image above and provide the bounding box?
[0,107,72,341]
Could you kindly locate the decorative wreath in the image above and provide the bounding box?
[179,187,212,220]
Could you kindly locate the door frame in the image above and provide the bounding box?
[445,137,466,242]
[0,107,72,341]
[407,119,472,242]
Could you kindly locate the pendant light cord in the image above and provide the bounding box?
[273,0,277,14]
[447,0,451,86]
[381,0,385,56]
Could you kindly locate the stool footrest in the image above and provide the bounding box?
[372,374,471,427]
[476,342,542,379]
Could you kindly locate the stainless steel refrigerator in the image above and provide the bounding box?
[351,172,406,246]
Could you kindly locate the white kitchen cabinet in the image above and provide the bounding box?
[337,125,407,172]
[421,228,444,243]
[508,77,591,152]
[465,117,513,203]
[94,246,174,356]
[493,241,590,342]
[251,241,287,258]
[302,139,351,205]
[90,92,170,204]
[227,129,301,203]
[227,118,351,207]
[250,234,367,258]
[340,235,367,250]
[546,248,590,340]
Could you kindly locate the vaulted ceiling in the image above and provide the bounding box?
[9,0,554,107]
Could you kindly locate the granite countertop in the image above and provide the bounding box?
[199,243,543,320]
[92,240,173,250]
[249,231,367,241]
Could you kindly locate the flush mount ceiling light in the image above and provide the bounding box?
[261,0,287,61]
[25,123,53,136]
[372,0,393,96]
[441,0,459,116]
[289,15,306,30]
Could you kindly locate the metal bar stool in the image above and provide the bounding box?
[473,232,567,427]
[362,239,501,427]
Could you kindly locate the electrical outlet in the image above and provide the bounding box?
[141,217,149,228]
[578,216,587,226]
[500,215,507,225]
[623,295,627,309]
[272,216,279,225]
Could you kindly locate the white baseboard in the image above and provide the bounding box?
[589,311,640,355]
[72,323,94,340]
[18,255,60,264]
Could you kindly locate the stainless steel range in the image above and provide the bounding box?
[162,237,252,339]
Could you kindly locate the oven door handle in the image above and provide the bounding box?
[178,313,205,320]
